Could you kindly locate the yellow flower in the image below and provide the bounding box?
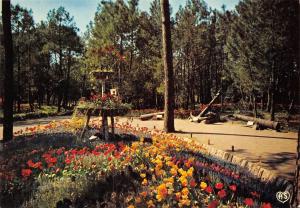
[181,187,189,196]
[179,199,191,207]
[140,173,146,178]
[200,181,207,190]
[179,176,188,187]
[178,168,187,177]
[170,167,177,176]
[139,164,146,170]
[187,167,194,177]
[162,204,170,208]
[128,205,135,208]
[147,200,155,208]
[142,178,148,185]
[135,197,142,204]
[163,177,174,184]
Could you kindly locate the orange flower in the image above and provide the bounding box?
[179,176,188,187]
[156,183,168,201]
[181,187,189,196]
[175,192,181,201]
[170,167,177,176]
[140,191,147,197]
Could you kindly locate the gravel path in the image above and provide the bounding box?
[0,116,298,179]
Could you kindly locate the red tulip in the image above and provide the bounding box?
[65,158,72,165]
[208,200,219,208]
[215,182,224,190]
[261,202,272,208]
[229,184,237,192]
[244,198,254,206]
[27,160,35,168]
[205,186,213,194]
[250,191,260,198]
[21,169,32,177]
[217,190,226,199]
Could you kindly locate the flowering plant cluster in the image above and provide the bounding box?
[1,120,277,207]
[77,94,131,116]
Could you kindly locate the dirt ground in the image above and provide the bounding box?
[0,116,298,180]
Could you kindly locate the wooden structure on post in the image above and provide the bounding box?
[92,69,113,97]
[80,69,115,141]
[78,106,116,141]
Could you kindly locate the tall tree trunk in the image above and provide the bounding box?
[253,94,257,118]
[17,46,21,113]
[2,0,14,142]
[161,0,175,132]
[63,50,71,108]
[266,87,271,112]
[270,61,275,121]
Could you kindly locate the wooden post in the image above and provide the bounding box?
[111,114,115,137]
[102,111,109,141]
[101,80,105,96]
[80,108,92,139]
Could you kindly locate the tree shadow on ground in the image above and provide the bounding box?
[262,152,296,173]
[175,130,296,140]
[224,148,248,153]
[11,116,70,127]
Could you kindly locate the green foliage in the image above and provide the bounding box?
[225,0,298,104]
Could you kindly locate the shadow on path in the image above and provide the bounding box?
[9,116,71,127]
[175,131,297,140]
[262,152,296,169]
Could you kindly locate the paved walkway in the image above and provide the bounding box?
[0,116,298,179]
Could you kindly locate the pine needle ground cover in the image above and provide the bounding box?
[0,120,281,207]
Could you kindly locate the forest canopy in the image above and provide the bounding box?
[0,0,299,112]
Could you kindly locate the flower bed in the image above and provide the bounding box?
[0,120,291,207]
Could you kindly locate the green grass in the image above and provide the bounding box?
[0,105,70,122]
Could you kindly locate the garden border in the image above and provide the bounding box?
[181,137,295,203]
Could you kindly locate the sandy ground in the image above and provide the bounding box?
[0,116,298,180]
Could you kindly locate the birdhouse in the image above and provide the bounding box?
[110,88,117,96]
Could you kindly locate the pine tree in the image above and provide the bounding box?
[2,0,14,142]
[161,0,175,132]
